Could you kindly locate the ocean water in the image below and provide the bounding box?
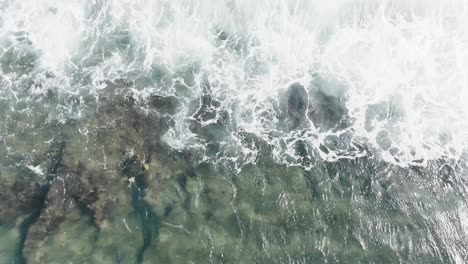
[1,0,468,263]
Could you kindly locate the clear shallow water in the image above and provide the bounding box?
[1,0,468,263]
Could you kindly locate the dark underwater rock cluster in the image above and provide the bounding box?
[0,178,42,227]
[0,82,189,263]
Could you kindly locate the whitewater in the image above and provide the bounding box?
[2,0,468,169]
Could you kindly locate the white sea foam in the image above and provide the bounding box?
[1,0,468,169]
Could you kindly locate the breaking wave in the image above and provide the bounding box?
[2,0,468,170]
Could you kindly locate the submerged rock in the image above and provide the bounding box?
[1,82,189,263]
[308,89,348,131]
[21,205,98,264]
[0,178,42,227]
[23,174,80,262]
[279,78,349,132]
[287,83,309,129]
[20,92,192,263]
[149,94,180,115]
[308,75,349,131]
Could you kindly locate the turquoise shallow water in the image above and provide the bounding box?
[1,1,468,263]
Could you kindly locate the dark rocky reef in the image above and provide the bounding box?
[23,174,80,260]
[286,82,309,130]
[149,94,180,115]
[307,89,348,132]
[280,78,349,133]
[11,88,189,263]
[0,178,42,227]
[308,74,349,131]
